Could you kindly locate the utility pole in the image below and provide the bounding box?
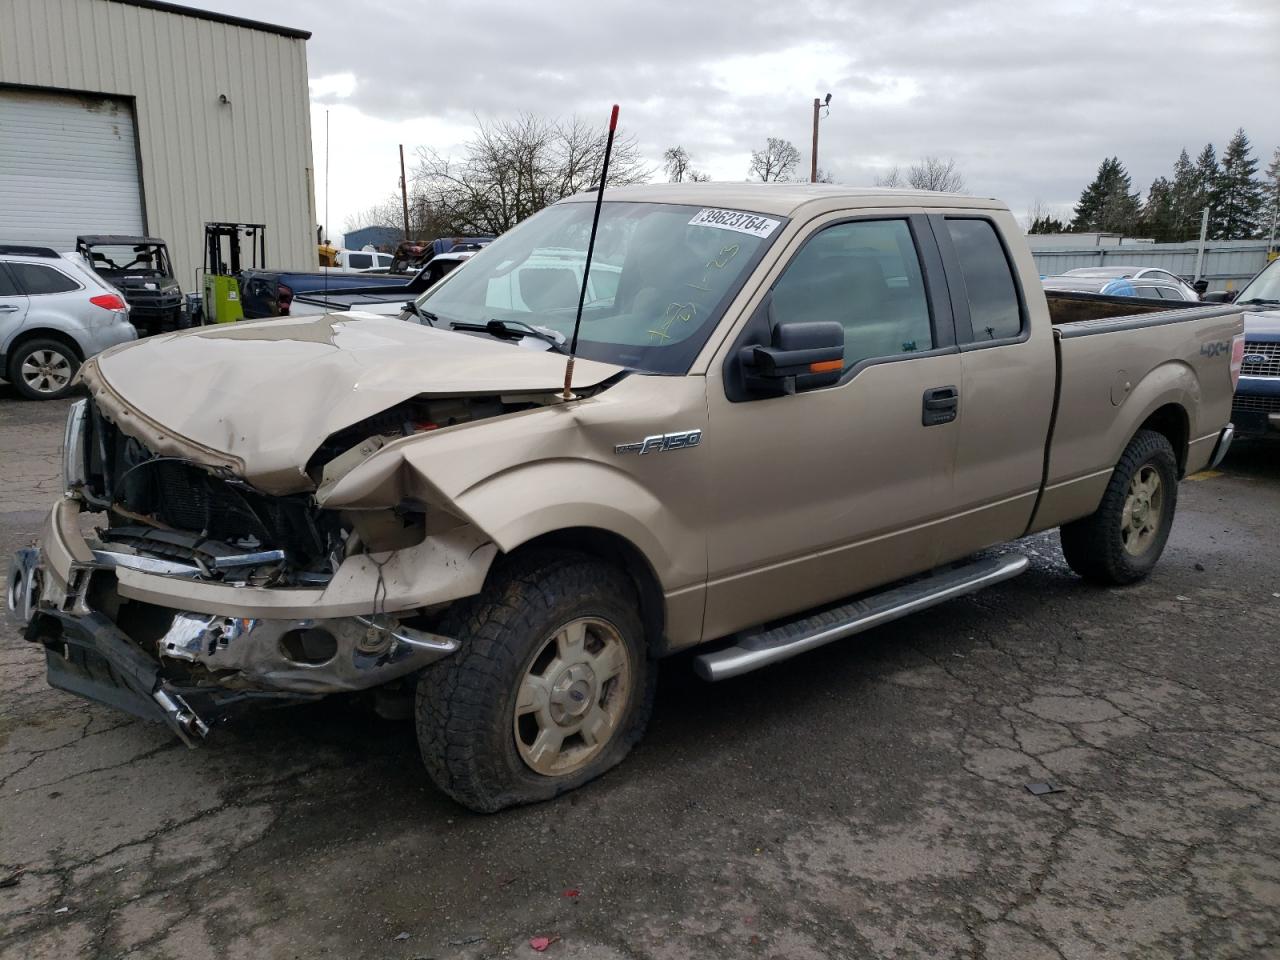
[1193,206,1210,283]
[399,144,411,240]
[811,99,820,183]
[810,93,832,183]
[1268,200,1279,261]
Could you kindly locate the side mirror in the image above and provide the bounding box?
[740,318,844,395]
[1191,279,1209,295]
[1201,290,1237,303]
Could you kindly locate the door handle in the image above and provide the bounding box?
[0,305,19,313]
[922,385,959,426]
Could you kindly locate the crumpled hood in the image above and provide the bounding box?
[82,313,623,494]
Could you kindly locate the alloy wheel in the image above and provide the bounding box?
[512,617,631,777]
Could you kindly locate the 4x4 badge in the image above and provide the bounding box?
[615,429,703,455]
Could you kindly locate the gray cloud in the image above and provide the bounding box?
[223,0,1278,223]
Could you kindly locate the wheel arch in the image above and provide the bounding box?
[1136,402,1189,476]
[5,327,86,368]
[499,526,668,657]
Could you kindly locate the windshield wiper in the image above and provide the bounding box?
[403,301,438,325]
[1239,297,1280,306]
[450,319,566,351]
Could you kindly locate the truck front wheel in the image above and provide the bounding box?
[415,552,656,812]
[1060,428,1179,585]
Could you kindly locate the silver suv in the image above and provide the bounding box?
[0,245,138,400]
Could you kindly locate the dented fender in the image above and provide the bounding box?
[317,376,712,601]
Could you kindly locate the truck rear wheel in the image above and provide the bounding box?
[1060,429,1178,585]
[415,551,656,812]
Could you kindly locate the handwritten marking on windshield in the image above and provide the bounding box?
[649,302,695,343]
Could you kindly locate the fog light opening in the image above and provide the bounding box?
[6,568,23,614]
[279,627,338,665]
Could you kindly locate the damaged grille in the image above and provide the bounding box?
[83,401,339,566]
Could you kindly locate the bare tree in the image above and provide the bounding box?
[688,169,712,182]
[814,167,836,184]
[1024,197,1067,233]
[749,137,801,182]
[874,166,904,188]
[908,156,965,193]
[664,145,691,183]
[412,113,651,236]
[344,190,449,243]
[344,198,400,234]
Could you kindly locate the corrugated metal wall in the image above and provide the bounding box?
[1030,239,1273,292]
[0,0,315,288]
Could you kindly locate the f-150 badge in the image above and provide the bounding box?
[615,430,703,455]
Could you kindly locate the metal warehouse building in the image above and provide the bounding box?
[0,0,316,288]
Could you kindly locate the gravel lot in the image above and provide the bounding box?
[1,387,1278,960]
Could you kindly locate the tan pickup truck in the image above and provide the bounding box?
[8,184,1246,811]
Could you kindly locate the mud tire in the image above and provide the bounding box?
[415,551,656,812]
[1060,429,1179,586]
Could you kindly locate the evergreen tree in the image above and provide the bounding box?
[1264,146,1280,241]
[1193,144,1220,236]
[1140,176,1175,241]
[1071,157,1141,234]
[1214,128,1264,239]
[1028,214,1066,234]
[1167,149,1200,242]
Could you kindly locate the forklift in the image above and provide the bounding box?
[199,222,290,323]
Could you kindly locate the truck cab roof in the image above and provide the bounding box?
[569,182,1005,217]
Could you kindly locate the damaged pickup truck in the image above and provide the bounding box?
[8,184,1245,812]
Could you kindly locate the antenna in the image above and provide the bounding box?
[562,103,619,400]
[324,108,330,302]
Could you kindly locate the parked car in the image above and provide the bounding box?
[8,184,1244,811]
[1220,257,1280,438]
[75,235,184,335]
[333,249,395,272]
[389,236,494,274]
[291,249,621,318]
[1061,266,1201,300]
[1044,271,1199,301]
[0,244,137,400]
[290,250,478,317]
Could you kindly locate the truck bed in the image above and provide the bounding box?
[1029,292,1244,533]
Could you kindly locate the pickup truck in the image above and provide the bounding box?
[7,184,1245,812]
[1211,256,1280,437]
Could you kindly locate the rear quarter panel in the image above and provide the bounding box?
[1032,308,1243,531]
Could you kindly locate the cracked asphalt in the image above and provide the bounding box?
[2,386,1278,960]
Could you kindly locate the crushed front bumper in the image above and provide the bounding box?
[8,500,476,744]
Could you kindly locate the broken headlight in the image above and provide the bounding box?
[62,398,89,494]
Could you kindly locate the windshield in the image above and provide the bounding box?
[1237,258,1280,303]
[417,201,786,374]
[85,244,171,277]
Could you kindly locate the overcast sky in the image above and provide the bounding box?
[217,0,1278,243]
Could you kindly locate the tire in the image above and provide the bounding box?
[8,338,80,401]
[415,551,656,812]
[1060,429,1179,585]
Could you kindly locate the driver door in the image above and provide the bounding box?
[701,212,962,640]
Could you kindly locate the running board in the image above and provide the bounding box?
[694,554,1029,682]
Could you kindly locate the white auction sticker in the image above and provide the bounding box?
[687,208,781,238]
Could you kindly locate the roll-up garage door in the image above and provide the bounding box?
[0,87,145,250]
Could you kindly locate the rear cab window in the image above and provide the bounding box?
[7,262,81,295]
[939,217,1025,344]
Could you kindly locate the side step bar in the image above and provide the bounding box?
[694,554,1029,681]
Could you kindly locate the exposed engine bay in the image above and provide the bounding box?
[74,392,546,587]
